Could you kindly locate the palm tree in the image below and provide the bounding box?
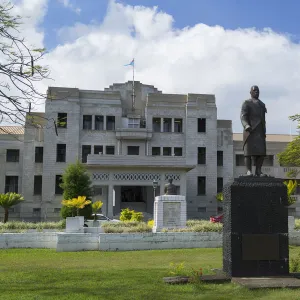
[0,193,24,223]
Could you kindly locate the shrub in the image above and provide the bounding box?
[61,196,91,216]
[0,221,65,232]
[131,212,143,222]
[290,252,300,272]
[120,208,133,221]
[147,219,154,228]
[295,219,300,230]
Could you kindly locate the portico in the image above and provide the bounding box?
[87,155,194,217]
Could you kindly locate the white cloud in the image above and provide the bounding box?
[58,0,81,15]
[7,0,300,134]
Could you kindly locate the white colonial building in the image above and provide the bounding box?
[0,81,299,221]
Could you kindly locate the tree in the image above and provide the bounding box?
[277,137,300,167]
[0,2,49,126]
[59,161,93,219]
[60,160,93,200]
[0,192,24,223]
[277,114,300,167]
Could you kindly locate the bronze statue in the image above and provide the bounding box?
[240,85,267,177]
[164,178,177,195]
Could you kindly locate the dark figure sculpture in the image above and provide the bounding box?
[164,178,177,195]
[240,85,267,177]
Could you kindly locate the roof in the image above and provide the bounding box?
[0,126,24,135]
[233,133,298,142]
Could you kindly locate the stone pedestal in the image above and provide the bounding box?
[152,195,186,233]
[66,216,84,233]
[223,177,289,277]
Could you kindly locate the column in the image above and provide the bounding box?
[160,173,165,196]
[92,115,95,130]
[107,184,114,218]
[104,116,107,131]
[160,117,163,132]
[171,118,175,133]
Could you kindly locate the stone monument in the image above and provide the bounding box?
[223,86,289,277]
[152,179,186,233]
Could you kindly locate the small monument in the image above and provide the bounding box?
[152,178,186,233]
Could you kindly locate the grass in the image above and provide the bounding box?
[0,220,65,232]
[0,247,300,299]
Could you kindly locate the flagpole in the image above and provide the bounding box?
[132,58,135,111]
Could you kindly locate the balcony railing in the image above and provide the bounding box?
[115,128,152,140]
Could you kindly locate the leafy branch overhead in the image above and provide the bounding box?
[0,2,50,126]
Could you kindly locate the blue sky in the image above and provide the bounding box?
[14,0,300,133]
[43,0,300,50]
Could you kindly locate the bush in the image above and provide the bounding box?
[101,222,151,233]
[295,219,300,230]
[60,204,92,219]
[120,208,144,222]
[0,221,65,232]
[120,208,133,221]
[290,252,300,272]
[147,219,154,228]
[131,212,143,222]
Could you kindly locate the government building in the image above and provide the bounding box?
[0,81,299,221]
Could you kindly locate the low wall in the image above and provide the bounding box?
[0,232,57,249]
[1,231,300,251]
[99,232,222,251]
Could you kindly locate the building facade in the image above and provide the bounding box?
[0,81,298,221]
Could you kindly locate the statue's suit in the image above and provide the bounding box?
[240,98,267,156]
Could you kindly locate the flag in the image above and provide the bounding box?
[124,59,134,67]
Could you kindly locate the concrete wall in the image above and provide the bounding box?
[0,232,57,249]
[1,231,300,251]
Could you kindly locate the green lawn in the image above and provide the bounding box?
[0,247,300,300]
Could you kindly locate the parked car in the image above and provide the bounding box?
[84,214,121,226]
[210,213,224,223]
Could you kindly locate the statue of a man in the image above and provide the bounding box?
[164,178,177,195]
[240,85,267,177]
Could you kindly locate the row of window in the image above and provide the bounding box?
[57,113,116,131]
[197,176,223,195]
[57,112,207,133]
[198,148,223,166]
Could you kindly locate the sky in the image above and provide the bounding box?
[8,0,300,134]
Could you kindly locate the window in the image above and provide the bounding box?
[56,144,66,162]
[217,151,223,166]
[174,147,183,156]
[106,116,115,130]
[263,155,274,166]
[54,208,61,213]
[174,118,183,133]
[128,146,139,155]
[95,115,104,130]
[6,149,19,162]
[163,147,172,156]
[34,175,42,195]
[153,118,161,132]
[197,207,206,213]
[106,146,115,155]
[57,113,67,128]
[217,177,223,193]
[198,118,206,133]
[163,118,172,132]
[55,175,63,195]
[128,118,140,129]
[35,147,43,163]
[152,147,160,156]
[83,115,92,130]
[198,147,206,164]
[94,145,103,155]
[197,176,206,195]
[33,208,41,214]
[5,176,18,193]
[82,145,91,163]
[236,154,245,166]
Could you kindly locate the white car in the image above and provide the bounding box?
[85,214,120,226]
